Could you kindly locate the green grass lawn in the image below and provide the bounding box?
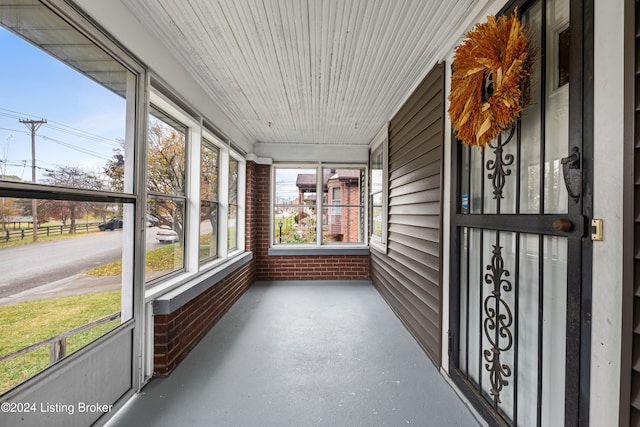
[0,290,121,395]
[0,236,186,395]
[86,243,184,276]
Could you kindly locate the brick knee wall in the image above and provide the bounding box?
[256,254,369,280]
[153,260,255,376]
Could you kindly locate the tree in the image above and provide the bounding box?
[146,120,186,240]
[43,166,105,233]
[0,197,17,231]
[101,120,187,240]
[104,141,125,193]
[147,121,185,196]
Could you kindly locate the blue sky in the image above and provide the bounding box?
[0,26,126,183]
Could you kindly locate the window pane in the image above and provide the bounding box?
[146,196,185,282]
[324,168,364,244]
[227,204,237,250]
[228,158,238,205]
[147,108,186,197]
[371,145,383,194]
[322,206,363,243]
[275,168,316,205]
[273,207,316,244]
[0,198,125,394]
[199,201,218,262]
[0,20,131,192]
[372,193,383,238]
[200,142,219,202]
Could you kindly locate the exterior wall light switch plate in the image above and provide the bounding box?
[591,219,603,241]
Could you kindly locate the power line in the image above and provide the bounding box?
[0,126,111,161]
[0,107,121,146]
[19,118,46,242]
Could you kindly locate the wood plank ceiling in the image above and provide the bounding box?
[121,0,477,146]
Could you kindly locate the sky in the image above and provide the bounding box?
[0,26,126,184]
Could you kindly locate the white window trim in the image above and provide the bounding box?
[369,125,389,253]
[144,90,247,301]
[270,162,369,250]
[228,149,246,255]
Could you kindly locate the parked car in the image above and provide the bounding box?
[98,218,123,231]
[146,214,158,227]
[156,227,179,243]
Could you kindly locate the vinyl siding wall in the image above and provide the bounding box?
[370,63,445,365]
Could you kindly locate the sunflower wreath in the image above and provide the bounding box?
[448,10,535,149]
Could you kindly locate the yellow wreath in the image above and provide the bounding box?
[448,10,534,149]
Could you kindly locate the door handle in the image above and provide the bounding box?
[552,218,573,232]
[561,147,581,202]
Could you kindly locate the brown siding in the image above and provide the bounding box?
[370,63,445,365]
[631,0,640,422]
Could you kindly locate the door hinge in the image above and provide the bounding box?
[591,219,603,241]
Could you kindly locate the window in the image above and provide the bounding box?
[272,165,365,246]
[369,127,388,250]
[0,1,140,394]
[228,157,239,251]
[273,167,317,244]
[144,92,246,288]
[199,141,219,262]
[145,107,187,282]
[322,168,365,243]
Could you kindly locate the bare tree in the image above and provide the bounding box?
[44,166,105,233]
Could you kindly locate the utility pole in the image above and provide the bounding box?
[19,118,47,242]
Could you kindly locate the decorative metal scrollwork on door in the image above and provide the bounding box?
[486,125,516,200]
[483,241,514,404]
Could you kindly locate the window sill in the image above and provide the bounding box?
[148,251,253,315]
[268,246,370,256]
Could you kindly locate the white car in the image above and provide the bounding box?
[156,227,179,243]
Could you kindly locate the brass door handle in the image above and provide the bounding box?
[552,218,573,232]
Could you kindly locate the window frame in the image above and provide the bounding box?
[198,138,220,264]
[143,90,246,297]
[145,95,194,285]
[271,163,368,248]
[369,126,389,253]
[0,0,147,396]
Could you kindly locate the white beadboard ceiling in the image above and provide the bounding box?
[121,0,477,146]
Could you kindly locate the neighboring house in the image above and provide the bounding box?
[0,0,636,426]
[296,169,362,242]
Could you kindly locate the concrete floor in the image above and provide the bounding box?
[106,281,481,427]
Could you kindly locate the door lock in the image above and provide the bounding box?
[591,219,603,241]
[561,147,581,203]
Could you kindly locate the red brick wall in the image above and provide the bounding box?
[254,163,369,281]
[245,160,256,253]
[256,254,369,280]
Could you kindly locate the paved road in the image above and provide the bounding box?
[0,227,161,298]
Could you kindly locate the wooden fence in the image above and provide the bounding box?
[0,312,121,365]
[1,222,103,243]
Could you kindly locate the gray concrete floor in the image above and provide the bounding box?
[106,281,481,427]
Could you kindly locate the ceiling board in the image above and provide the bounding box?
[121,0,477,146]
